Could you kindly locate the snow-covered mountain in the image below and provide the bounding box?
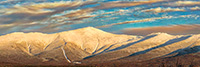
[0,27,200,66]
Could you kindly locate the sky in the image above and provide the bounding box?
[0,0,200,35]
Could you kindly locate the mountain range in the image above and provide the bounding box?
[0,27,200,67]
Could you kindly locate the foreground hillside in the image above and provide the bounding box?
[94,52,200,67]
[0,27,200,66]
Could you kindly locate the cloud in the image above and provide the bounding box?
[121,24,200,36]
[0,1,96,24]
[165,1,200,7]
[0,1,90,15]
[96,18,155,28]
[0,0,165,24]
[142,7,185,13]
[0,0,15,4]
[57,0,164,19]
[0,1,97,34]
[95,0,164,9]
[96,16,173,28]
[62,8,96,18]
[96,14,199,28]
[175,1,200,6]
[190,6,200,11]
